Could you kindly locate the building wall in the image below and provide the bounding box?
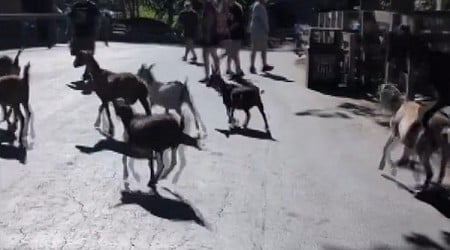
[0,0,22,13]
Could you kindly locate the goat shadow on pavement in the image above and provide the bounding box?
[260,72,294,83]
[115,187,209,229]
[188,61,205,67]
[382,174,450,219]
[0,129,27,164]
[323,230,450,250]
[215,127,276,141]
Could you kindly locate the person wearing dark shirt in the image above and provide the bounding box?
[178,2,198,62]
[67,0,104,56]
[226,0,245,77]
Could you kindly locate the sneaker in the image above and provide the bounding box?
[250,66,256,74]
[191,57,197,62]
[182,56,187,62]
[226,69,233,75]
[262,65,274,72]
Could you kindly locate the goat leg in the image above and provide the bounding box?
[154,152,165,182]
[243,109,251,129]
[161,146,178,180]
[15,105,26,148]
[0,104,7,122]
[257,103,270,133]
[94,104,104,128]
[139,96,152,116]
[395,146,413,167]
[379,134,396,171]
[419,151,433,190]
[104,104,115,137]
[122,154,129,182]
[438,141,448,185]
[172,146,187,184]
[147,152,156,187]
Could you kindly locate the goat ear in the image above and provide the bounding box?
[148,64,155,70]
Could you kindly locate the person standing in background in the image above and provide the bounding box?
[249,0,274,74]
[199,0,220,83]
[67,0,105,83]
[227,0,245,78]
[178,1,199,62]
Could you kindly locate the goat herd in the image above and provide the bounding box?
[1,47,448,195]
[0,48,271,190]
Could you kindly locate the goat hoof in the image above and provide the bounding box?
[395,158,410,167]
[147,180,157,188]
[123,182,131,192]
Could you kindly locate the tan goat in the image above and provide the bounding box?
[378,100,450,189]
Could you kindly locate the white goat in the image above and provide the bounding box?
[137,64,207,138]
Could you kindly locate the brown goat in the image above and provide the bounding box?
[0,62,35,148]
[379,101,450,190]
[73,52,152,136]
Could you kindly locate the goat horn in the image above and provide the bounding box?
[149,64,155,70]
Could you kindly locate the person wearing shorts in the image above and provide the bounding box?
[227,0,245,77]
[249,0,274,74]
[178,2,199,62]
[199,0,220,83]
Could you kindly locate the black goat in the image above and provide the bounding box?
[207,67,270,134]
[113,99,201,188]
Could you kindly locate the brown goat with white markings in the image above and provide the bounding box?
[73,52,152,137]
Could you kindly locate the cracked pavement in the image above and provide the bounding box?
[0,43,450,250]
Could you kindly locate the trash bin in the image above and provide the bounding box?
[306,28,344,90]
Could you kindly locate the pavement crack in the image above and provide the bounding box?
[60,236,68,250]
[129,230,139,250]
[17,227,27,247]
[65,192,87,220]
[217,189,230,218]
